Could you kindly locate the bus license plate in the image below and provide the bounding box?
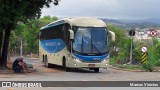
[88,64,95,67]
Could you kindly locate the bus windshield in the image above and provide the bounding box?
[73,27,108,55]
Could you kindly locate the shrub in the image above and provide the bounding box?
[142,61,154,72]
[155,60,160,66]
[109,57,117,65]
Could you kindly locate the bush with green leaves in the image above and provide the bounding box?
[142,61,154,72]
[142,44,159,71]
[108,25,130,64]
[155,60,160,66]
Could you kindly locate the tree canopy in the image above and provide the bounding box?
[10,16,58,56]
[0,0,60,67]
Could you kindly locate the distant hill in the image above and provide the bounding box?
[140,18,160,25]
[100,18,126,28]
[100,18,160,28]
[100,18,124,24]
[117,18,160,24]
[125,22,159,29]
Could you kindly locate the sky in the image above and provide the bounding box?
[41,0,160,19]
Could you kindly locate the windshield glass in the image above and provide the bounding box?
[73,27,108,55]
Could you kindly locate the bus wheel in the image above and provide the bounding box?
[44,56,51,68]
[94,68,99,73]
[63,57,70,72]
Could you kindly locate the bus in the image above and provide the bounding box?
[39,17,115,72]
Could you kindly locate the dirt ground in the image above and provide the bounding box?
[0,60,63,74]
[6,61,13,69]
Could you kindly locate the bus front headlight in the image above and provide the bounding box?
[103,57,109,62]
[73,57,81,63]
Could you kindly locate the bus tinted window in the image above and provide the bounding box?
[40,25,63,40]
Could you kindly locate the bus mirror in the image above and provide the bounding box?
[69,29,74,40]
[109,31,115,42]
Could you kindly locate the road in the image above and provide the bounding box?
[1,58,160,90]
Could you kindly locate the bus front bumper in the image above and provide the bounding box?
[67,58,109,68]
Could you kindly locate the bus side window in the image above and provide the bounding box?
[57,25,63,39]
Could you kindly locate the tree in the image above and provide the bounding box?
[108,24,131,64]
[23,16,58,54]
[9,16,58,56]
[0,0,60,67]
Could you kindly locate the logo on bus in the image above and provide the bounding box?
[93,58,100,60]
[40,39,65,53]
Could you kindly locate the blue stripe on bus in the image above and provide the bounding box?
[40,39,65,53]
[73,53,109,61]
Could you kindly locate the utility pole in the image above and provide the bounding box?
[129,36,133,63]
[150,30,157,62]
[20,39,23,57]
[128,30,135,64]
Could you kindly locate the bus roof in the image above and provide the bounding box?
[40,17,106,30]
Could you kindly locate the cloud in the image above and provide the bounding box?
[41,0,160,19]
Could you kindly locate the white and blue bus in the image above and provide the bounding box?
[39,17,115,72]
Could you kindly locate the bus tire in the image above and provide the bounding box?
[62,57,70,72]
[94,68,99,73]
[44,55,51,68]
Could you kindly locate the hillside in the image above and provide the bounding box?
[101,18,160,28]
